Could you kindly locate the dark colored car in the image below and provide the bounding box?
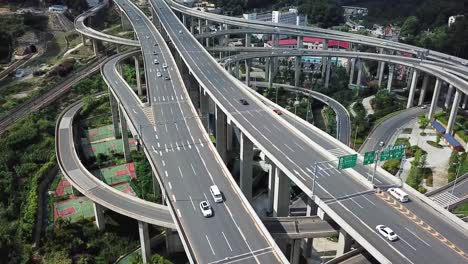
[239,99,249,105]
[164,76,171,80]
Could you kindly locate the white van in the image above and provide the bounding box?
[210,185,223,203]
[388,188,409,202]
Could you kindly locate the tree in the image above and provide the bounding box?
[418,116,430,132]
[401,16,420,37]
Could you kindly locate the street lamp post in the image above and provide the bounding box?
[370,141,385,185]
[447,159,463,210]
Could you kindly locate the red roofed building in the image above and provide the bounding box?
[265,37,349,50]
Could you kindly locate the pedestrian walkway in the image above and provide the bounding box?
[362,95,375,116]
[430,191,461,208]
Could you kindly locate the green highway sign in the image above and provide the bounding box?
[338,154,358,170]
[380,149,390,161]
[380,144,406,161]
[363,151,375,165]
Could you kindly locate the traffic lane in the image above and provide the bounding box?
[155,1,462,260]
[404,197,468,252]
[361,107,426,153]
[341,191,468,264]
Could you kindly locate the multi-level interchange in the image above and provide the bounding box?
[57,0,468,263]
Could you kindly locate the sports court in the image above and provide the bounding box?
[55,177,74,197]
[113,182,139,197]
[82,138,138,160]
[85,124,116,143]
[93,163,137,186]
[54,196,94,222]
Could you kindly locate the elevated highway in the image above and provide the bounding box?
[151,0,468,263]
[249,81,350,145]
[75,0,139,47]
[56,99,175,228]
[103,1,287,262]
[69,0,468,262]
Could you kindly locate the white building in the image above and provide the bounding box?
[448,15,464,27]
[243,8,307,26]
[342,6,368,17]
[48,5,68,13]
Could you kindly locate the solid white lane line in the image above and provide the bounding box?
[187,140,192,149]
[205,235,216,255]
[165,144,168,152]
[164,171,168,177]
[203,192,209,202]
[190,164,196,175]
[177,209,181,217]
[199,138,204,147]
[404,228,431,247]
[176,141,180,151]
[222,232,233,251]
[360,195,376,206]
[168,182,172,189]
[398,236,417,251]
[178,166,183,178]
[284,144,295,153]
[347,196,364,209]
[189,196,196,210]
[293,141,305,151]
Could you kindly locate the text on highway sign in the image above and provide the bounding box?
[338,154,358,170]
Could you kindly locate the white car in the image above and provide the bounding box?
[210,185,223,203]
[376,225,398,241]
[388,187,409,202]
[153,59,159,65]
[162,63,168,69]
[157,71,162,77]
[199,201,213,217]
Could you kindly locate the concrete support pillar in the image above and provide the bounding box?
[428,79,442,120]
[406,69,419,109]
[445,84,455,109]
[81,34,86,46]
[304,197,318,257]
[223,24,230,44]
[200,89,209,131]
[418,74,429,106]
[134,56,142,96]
[337,229,353,256]
[245,59,251,86]
[268,57,274,89]
[166,229,184,254]
[92,39,99,56]
[294,56,301,87]
[447,89,461,135]
[198,18,202,35]
[236,61,240,79]
[245,33,251,47]
[138,221,151,263]
[93,203,105,231]
[182,14,187,27]
[119,106,132,162]
[463,94,468,109]
[325,60,331,88]
[240,132,254,202]
[356,60,362,89]
[190,17,194,34]
[265,57,270,82]
[273,167,290,217]
[378,61,386,88]
[226,122,233,151]
[267,162,276,214]
[297,36,303,49]
[109,92,121,139]
[290,239,301,264]
[387,64,395,92]
[205,20,210,47]
[322,39,328,77]
[215,105,227,163]
[348,58,355,86]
